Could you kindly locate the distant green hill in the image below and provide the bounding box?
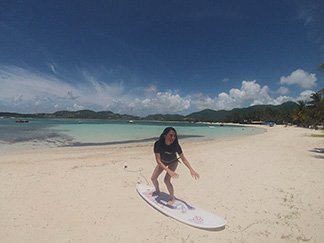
[50,110,140,120]
[0,110,139,120]
[185,101,298,123]
[185,109,230,122]
[0,101,298,124]
[144,114,185,121]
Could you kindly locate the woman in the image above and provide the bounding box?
[151,127,199,205]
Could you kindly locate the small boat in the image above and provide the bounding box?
[128,120,134,123]
[16,120,29,123]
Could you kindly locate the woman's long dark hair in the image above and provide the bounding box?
[158,127,179,145]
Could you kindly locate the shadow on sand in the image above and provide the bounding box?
[310,148,324,159]
[145,191,226,232]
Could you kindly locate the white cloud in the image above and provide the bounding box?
[215,92,237,110]
[220,80,272,108]
[189,80,274,111]
[227,81,271,103]
[190,93,216,111]
[47,62,57,74]
[73,103,84,110]
[277,86,289,95]
[66,91,78,100]
[106,91,191,116]
[297,90,315,102]
[280,69,317,89]
[296,1,324,55]
[0,65,124,113]
[0,65,318,116]
[0,66,67,100]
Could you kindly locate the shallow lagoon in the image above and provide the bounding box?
[0,118,265,148]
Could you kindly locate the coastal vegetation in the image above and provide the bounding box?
[1,92,323,127]
[292,91,324,129]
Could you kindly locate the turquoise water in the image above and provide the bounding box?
[0,118,265,147]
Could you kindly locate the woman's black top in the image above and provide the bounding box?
[154,140,182,165]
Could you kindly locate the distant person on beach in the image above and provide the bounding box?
[151,127,199,205]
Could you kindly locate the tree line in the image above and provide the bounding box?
[292,91,324,129]
[1,92,323,128]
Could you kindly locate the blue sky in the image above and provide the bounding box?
[0,0,323,115]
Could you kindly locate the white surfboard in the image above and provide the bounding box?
[136,183,226,229]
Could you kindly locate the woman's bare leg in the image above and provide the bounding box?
[151,165,164,195]
[164,162,178,205]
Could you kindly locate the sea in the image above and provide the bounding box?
[0,118,265,151]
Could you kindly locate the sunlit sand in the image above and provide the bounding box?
[0,125,323,242]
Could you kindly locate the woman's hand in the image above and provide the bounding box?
[190,169,200,179]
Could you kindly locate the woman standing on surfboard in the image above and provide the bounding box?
[151,127,199,205]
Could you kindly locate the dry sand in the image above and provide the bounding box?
[0,125,323,242]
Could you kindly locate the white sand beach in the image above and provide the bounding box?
[0,125,323,242]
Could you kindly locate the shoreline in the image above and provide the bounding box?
[0,125,323,242]
[0,123,266,152]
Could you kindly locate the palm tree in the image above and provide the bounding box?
[307,92,324,129]
[293,100,307,126]
[319,63,324,71]
[309,92,321,106]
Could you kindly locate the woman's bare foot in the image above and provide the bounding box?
[167,196,176,206]
[152,190,160,196]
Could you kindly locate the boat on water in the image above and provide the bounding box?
[15,120,29,123]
